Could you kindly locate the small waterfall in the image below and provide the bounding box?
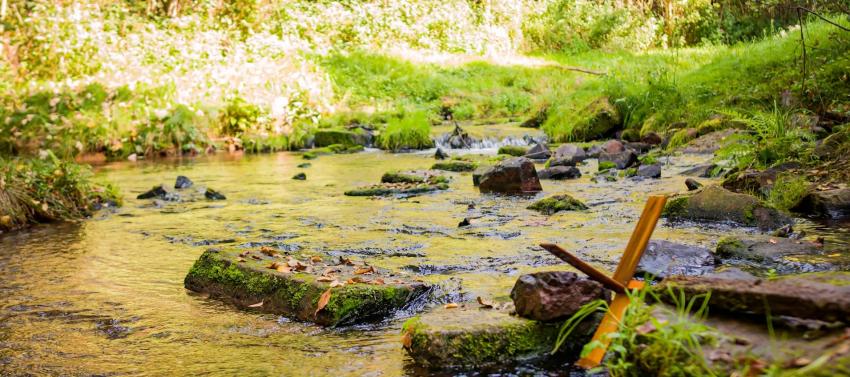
[432,123,546,151]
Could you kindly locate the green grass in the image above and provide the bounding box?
[0,155,121,231]
[766,174,810,211]
[375,111,434,151]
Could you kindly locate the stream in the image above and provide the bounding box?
[2,132,849,376]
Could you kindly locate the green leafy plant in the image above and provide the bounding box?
[766,174,810,211]
[376,111,434,151]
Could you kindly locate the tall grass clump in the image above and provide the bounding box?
[767,174,810,211]
[376,111,434,151]
[0,154,121,232]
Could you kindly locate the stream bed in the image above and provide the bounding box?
[2,144,849,376]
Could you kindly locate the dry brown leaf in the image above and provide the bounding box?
[248,301,263,308]
[317,276,334,282]
[338,256,354,266]
[329,280,345,288]
[260,246,278,256]
[347,277,366,284]
[354,266,375,275]
[276,264,291,273]
[315,289,332,316]
[784,357,811,368]
[322,267,339,276]
[310,256,323,263]
[444,303,459,309]
[267,262,281,270]
[476,296,494,309]
[370,278,385,285]
[250,255,262,260]
[401,332,412,348]
[236,258,246,263]
[239,251,250,257]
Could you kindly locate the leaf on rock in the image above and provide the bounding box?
[315,289,332,316]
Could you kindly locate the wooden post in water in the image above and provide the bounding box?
[540,195,666,369]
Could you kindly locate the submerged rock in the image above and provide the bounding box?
[205,188,227,200]
[382,170,447,185]
[656,272,850,323]
[445,124,476,149]
[549,144,586,166]
[511,271,610,322]
[537,166,581,180]
[791,188,850,219]
[345,182,449,197]
[523,142,551,160]
[715,236,834,274]
[184,248,430,326]
[402,307,600,370]
[175,175,194,189]
[292,172,306,180]
[478,157,542,195]
[685,178,703,191]
[431,160,477,172]
[680,163,719,178]
[598,150,637,170]
[527,194,588,215]
[637,240,715,279]
[663,185,792,231]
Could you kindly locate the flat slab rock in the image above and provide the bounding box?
[401,306,600,370]
[716,236,836,274]
[184,248,429,326]
[657,271,850,323]
[792,188,850,219]
[637,240,715,279]
[663,185,792,231]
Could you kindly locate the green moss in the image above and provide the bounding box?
[344,183,449,196]
[696,118,725,136]
[621,128,640,142]
[381,171,425,184]
[666,128,696,150]
[314,129,360,147]
[302,151,317,160]
[621,167,638,177]
[431,161,477,172]
[662,196,690,217]
[598,161,616,172]
[527,194,588,215]
[715,236,746,259]
[497,145,528,157]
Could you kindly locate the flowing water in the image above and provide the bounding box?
[2,140,849,376]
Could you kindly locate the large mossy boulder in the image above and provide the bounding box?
[656,272,850,323]
[313,129,367,147]
[662,185,792,231]
[527,194,588,215]
[791,188,850,219]
[401,307,600,370]
[184,248,430,326]
[571,97,622,141]
[478,157,542,195]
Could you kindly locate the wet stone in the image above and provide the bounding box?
[538,166,581,180]
[344,182,449,197]
[297,163,311,168]
[205,188,227,201]
[184,248,430,326]
[137,184,178,201]
[685,178,703,191]
[431,160,477,172]
[434,147,449,160]
[478,157,542,195]
[598,150,637,169]
[791,188,850,219]
[174,175,194,189]
[401,306,601,370]
[679,163,719,178]
[656,272,850,323]
[510,271,610,322]
[663,185,792,231]
[635,163,661,179]
[523,142,551,160]
[549,144,586,167]
[636,240,714,279]
[292,172,306,180]
[715,236,835,274]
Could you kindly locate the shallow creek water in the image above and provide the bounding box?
[2,145,849,376]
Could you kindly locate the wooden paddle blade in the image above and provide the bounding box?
[576,280,645,369]
[612,195,667,284]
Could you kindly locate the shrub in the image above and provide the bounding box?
[376,111,434,151]
[219,97,263,137]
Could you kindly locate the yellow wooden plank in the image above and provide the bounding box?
[576,280,645,368]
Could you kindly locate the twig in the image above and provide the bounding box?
[797,7,807,94]
[797,6,850,32]
[556,65,607,76]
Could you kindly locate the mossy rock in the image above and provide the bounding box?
[620,128,640,142]
[381,170,448,185]
[184,248,429,326]
[598,161,617,172]
[571,97,622,141]
[431,161,477,172]
[314,129,362,147]
[497,145,528,157]
[345,182,449,197]
[527,194,588,215]
[402,307,599,370]
[662,186,792,231]
[328,144,365,154]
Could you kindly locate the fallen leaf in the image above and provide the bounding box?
[338,256,354,266]
[322,267,339,276]
[317,276,334,282]
[370,278,385,285]
[239,251,250,257]
[0,215,11,227]
[329,280,345,288]
[248,301,263,308]
[276,264,291,273]
[768,239,777,244]
[476,296,494,309]
[236,258,246,263]
[444,303,459,309]
[260,246,278,256]
[354,266,375,275]
[310,256,323,263]
[784,357,811,368]
[315,289,332,316]
[401,332,412,348]
[267,262,281,270]
[347,277,366,284]
[251,255,262,260]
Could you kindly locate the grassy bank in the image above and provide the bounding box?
[0,155,120,232]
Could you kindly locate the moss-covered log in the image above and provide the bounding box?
[184,248,430,326]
